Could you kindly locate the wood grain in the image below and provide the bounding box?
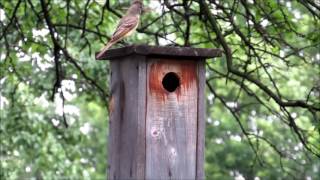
[108,59,121,179]
[108,55,146,179]
[196,60,206,179]
[146,58,198,179]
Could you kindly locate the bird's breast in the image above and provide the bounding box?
[124,21,139,37]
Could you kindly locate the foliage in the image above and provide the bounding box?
[0,0,319,179]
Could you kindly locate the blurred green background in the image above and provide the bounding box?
[1,0,319,179]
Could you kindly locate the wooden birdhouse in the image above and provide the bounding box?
[96,45,221,180]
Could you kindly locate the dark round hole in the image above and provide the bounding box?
[162,72,180,92]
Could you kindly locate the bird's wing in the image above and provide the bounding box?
[110,16,139,42]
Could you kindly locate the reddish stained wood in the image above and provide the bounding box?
[146,58,199,179]
[148,59,197,102]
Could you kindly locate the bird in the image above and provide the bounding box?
[96,0,143,59]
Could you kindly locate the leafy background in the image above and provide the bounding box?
[0,0,319,179]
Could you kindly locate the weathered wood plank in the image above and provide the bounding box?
[108,60,122,179]
[146,58,198,179]
[108,56,146,179]
[96,45,222,60]
[135,56,147,178]
[196,60,206,179]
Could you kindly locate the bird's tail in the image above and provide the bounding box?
[96,42,114,59]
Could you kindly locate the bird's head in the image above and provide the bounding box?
[131,0,143,14]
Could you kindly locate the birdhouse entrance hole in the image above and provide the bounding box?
[162,72,180,92]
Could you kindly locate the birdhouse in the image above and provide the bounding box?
[96,45,221,180]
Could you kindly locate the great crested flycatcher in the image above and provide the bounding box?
[96,0,143,59]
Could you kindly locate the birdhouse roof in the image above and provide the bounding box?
[96,45,222,60]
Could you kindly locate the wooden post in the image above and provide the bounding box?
[96,45,221,180]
